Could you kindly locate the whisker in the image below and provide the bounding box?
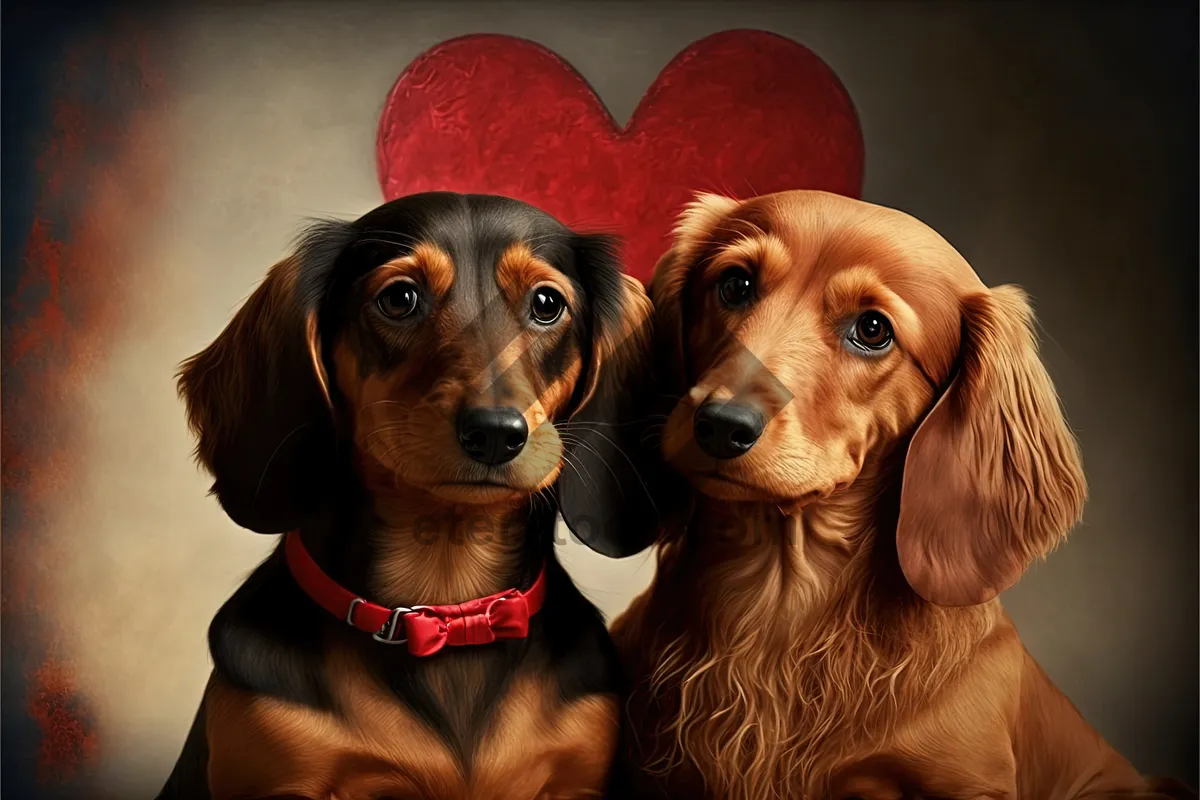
[353,231,419,249]
[369,439,409,465]
[558,435,634,505]
[359,422,415,445]
[360,399,415,410]
[555,414,668,431]
[251,422,314,507]
[557,444,599,490]
[561,427,658,511]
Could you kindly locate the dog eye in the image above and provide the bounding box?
[530,287,566,325]
[717,268,754,308]
[849,310,894,352]
[376,280,420,319]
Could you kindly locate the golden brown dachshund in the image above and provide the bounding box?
[607,190,1193,800]
[155,192,658,799]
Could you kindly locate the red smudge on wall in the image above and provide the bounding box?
[2,24,168,786]
[29,657,101,783]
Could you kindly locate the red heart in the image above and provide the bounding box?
[377,30,863,284]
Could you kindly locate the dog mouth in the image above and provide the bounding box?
[428,481,527,504]
[442,480,513,489]
[690,468,845,512]
[696,471,754,487]
[435,479,524,492]
[690,470,777,500]
[426,466,560,502]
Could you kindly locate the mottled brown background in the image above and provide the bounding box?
[3,1,1195,796]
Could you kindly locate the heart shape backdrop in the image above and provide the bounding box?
[377,30,864,283]
[1,29,865,793]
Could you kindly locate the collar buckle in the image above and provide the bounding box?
[371,604,427,645]
[348,596,425,645]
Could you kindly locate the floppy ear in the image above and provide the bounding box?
[896,286,1087,606]
[650,192,742,393]
[648,247,688,394]
[177,223,352,533]
[557,234,674,558]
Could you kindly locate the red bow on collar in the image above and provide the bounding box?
[284,531,546,657]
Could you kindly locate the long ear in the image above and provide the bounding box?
[177,223,352,533]
[896,286,1087,606]
[651,192,742,392]
[557,234,673,558]
[648,247,688,394]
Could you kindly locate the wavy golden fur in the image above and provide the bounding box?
[610,191,1191,800]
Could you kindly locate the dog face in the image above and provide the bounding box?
[178,192,652,552]
[654,191,961,504]
[652,190,1086,605]
[325,198,609,505]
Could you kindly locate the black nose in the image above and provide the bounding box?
[693,402,765,459]
[457,407,529,465]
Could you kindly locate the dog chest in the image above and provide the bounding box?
[203,675,618,799]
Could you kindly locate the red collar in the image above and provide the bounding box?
[284,531,546,657]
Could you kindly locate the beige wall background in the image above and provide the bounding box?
[39,2,1195,794]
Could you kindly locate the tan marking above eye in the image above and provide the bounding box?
[824,267,921,348]
[702,233,792,294]
[496,243,576,311]
[366,242,455,300]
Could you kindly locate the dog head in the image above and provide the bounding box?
[178,192,653,555]
[651,189,1086,605]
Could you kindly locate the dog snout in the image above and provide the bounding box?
[457,406,529,465]
[693,402,765,459]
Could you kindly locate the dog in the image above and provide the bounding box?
[605,190,1193,799]
[155,192,660,799]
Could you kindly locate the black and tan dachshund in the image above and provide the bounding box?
[155,192,661,799]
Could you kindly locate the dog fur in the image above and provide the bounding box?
[607,190,1192,800]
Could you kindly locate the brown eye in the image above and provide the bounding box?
[530,287,566,325]
[850,310,894,352]
[376,280,420,319]
[718,268,754,308]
